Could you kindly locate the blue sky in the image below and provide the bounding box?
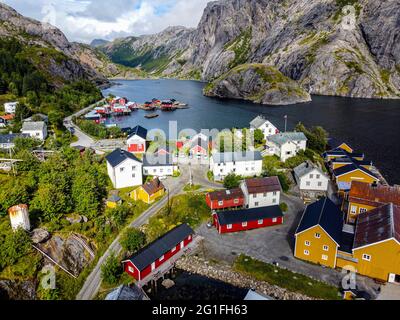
[0,0,210,43]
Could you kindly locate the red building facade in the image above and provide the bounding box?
[213,206,283,234]
[122,224,194,281]
[206,188,245,210]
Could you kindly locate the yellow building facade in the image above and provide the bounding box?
[295,225,339,268]
[131,186,165,204]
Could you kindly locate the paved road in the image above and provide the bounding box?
[76,168,189,300]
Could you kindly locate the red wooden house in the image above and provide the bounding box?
[127,125,148,153]
[189,137,208,156]
[213,206,283,234]
[122,224,194,281]
[206,188,245,210]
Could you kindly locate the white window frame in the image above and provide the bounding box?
[171,246,177,253]
[305,241,311,247]
[359,208,367,214]
[362,254,371,262]
[322,255,328,261]
[350,206,357,214]
[272,218,278,223]
[242,222,248,227]
[159,255,164,262]
[218,200,224,206]
[258,219,263,225]
[304,250,310,256]
[227,224,233,230]
[128,266,134,273]
[315,233,321,239]
[323,245,329,251]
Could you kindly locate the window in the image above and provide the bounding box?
[171,247,177,253]
[359,208,367,214]
[306,181,311,187]
[227,224,233,230]
[322,255,328,261]
[258,219,263,225]
[304,250,310,256]
[273,191,277,196]
[315,233,321,239]
[242,222,248,227]
[310,174,314,179]
[316,174,321,179]
[132,166,136,170]
[323,245,329,251]
[128,266,134,273]
[350,206,357,214]
[234,199,239,204]
[318,182,322,187]
[272,198,277,204]
[362,254,371,262]
[263,193,267,198]
[255,202,259,207]
[218,201,224,206]
[132,174,136,178]
[253,194,257,199]
[272,218,278,223]
[159,255,164,262]
[120,167,125,172]
[305,241,311,246]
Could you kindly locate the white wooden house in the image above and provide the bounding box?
[240,177,281,209]
[210,151,263,181]
[294,161,329,198]
[266,132,307,162]
[106,149,143,189]
[250,116,279,141]
[21,121,47,141]
[4,102,18,114]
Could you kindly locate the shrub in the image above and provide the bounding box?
[101,252,122,286]
[120,228,146,254]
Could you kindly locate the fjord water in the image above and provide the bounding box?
[102,79,400,184]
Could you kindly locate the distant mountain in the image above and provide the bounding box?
[101,0,400,103]
[0,3,141,87]
[90,39,110,48]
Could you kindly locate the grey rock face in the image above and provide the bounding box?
[102,0,400,101]
[0,280,37,300]
[31,228,51,244]
[205,64,311,105]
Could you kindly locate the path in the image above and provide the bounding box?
[76,168,189,300]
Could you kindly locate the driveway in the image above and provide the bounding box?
[196,193,379,297]
[376,284,400,300]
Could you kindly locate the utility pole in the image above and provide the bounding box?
[189,162,193,187]
[8,139,16,176]
[284,115,288,132]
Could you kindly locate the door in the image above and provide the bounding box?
[151,262,156,271]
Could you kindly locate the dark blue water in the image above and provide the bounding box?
[102,79,400,184]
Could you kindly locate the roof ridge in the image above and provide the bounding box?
[318,197,328,226]
[389,203,395,239]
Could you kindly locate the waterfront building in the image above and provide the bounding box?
[249,115,279,140]
[106,148,143,189]
[333,163,378,193]
[122,224,194,281]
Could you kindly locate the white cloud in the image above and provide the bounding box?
[0,0,210,43]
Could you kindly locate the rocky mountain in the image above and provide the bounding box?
[0,3,134,87]
[90,39,109,48]
[101,0,400,104]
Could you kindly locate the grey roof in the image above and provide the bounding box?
[0,133,28,144]
[250,115,268,128]
[212,151,263,164]
[268,132,307,146]
[294,161,325,179]
[106,148,142,167]
[21,121,46,131]
[143,154,174,167]
[23,114,48,123]
[296,197,344,245]
[105,285,146,300]
[125,224,194,271]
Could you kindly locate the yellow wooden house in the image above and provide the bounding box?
[346,181,400,223]
[333,164,378,193]
[294,197,345,268]
[336,143,354,154]
[338,204,400,283]
[106,194,122,208]
[131,178,165,204]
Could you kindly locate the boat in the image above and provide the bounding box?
[145,113,159,119]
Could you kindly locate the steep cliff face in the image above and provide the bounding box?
[0,3,124,86]
[103,0,400,103]
[204,63,311,105]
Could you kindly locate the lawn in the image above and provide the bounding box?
[233,255,341,300]
[144,192,210,242]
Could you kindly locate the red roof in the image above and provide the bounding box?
[208,188,244,201]
[354,203,400,249]
[142,178,165,196]
[244,177,281,194]
[349,181,400,207]
[0,114,14,121]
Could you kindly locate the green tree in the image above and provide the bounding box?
[0,178,31,215]
[253,129,265,146]
[0,228,32,270]
[48,110,64,129]
[120,228,146,254]
[101,252,122,286]
[13,136,41,152]
[106,205,131,228]
[71,172,100,219]
[223,173,242,189]
[295,122,328,153]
